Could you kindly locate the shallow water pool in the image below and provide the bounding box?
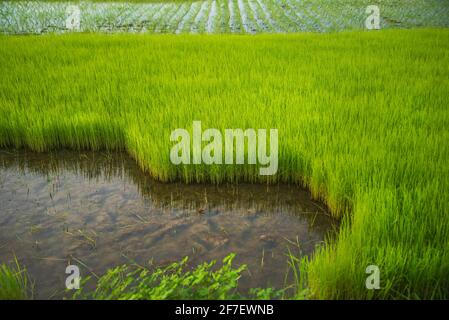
[0,150,336,298]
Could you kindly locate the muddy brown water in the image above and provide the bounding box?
[0,150,336,299]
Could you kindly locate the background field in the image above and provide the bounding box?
[1,29,448,299]
[1,0,449,34]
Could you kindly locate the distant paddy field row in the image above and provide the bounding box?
[1,0,449,34]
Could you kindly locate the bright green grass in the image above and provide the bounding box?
[0,258,31,299]
[1,29,449,299]
[72,253,282,300]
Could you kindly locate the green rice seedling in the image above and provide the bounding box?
[71,253,281,299]
[0,257,32,300]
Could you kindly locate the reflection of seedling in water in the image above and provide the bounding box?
[29,224,43,235]
[65,229,97,249]
[132,213,150,223]
[32,240,41,251]
[14,234,41,251]
[247,208,257,214]
[219,226,229,236]
[283,236,302,251]
[46,207,70,222]
[69,255,100,281]
[195,188,209,214]
[310,211,319,228]
[203,188,208,205]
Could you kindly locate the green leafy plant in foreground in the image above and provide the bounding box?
[71,253,283,300]
[0,258,31,300]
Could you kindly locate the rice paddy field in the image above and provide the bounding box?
[1,0,449,34]
[1,0,449,301]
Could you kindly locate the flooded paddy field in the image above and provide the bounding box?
[0,150,336,299]
[1,0,448,35]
